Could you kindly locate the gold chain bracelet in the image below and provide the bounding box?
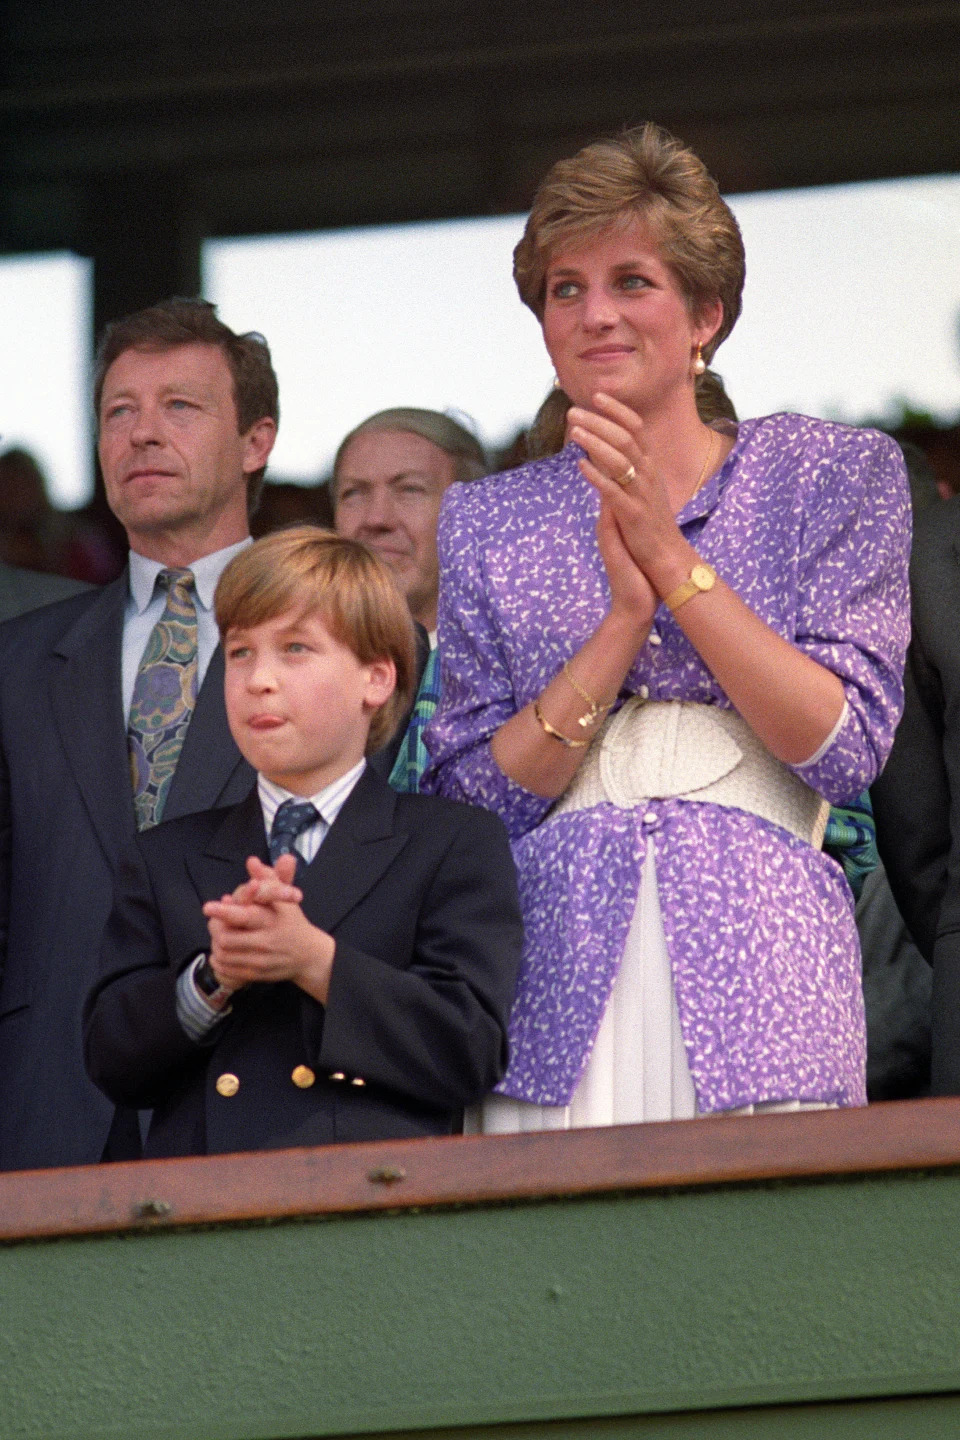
[561,662,617,729]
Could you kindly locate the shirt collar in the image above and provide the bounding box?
[128,537,253,616]
[257,759,367,832]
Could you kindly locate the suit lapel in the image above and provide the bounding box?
[185,789,269,901]
[51,583,249,860]
[184,768,407,930]
[298,766,407,934]
[164,644,249,820]
[51,576,136,863]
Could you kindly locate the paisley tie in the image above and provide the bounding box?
[269,798,321,878]
[128,568,198,830]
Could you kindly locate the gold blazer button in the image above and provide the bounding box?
[291,1065,316,1089]
[215,1073,240,1098]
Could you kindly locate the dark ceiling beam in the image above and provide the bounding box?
[4,2,959,113]
[3,0,960,325]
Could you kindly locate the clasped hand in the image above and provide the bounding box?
[202,853,336,1005]
[567,392,691,612]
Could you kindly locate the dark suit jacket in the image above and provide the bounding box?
[0,564,91,623]
[83,767,523,1157]
[873,495,960,1092]
[0,575,255,1170]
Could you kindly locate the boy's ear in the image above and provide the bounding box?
[363,656,397,711]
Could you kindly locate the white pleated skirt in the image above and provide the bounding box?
[466,837,831,1134]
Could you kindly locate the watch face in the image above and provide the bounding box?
[691,563,715,591]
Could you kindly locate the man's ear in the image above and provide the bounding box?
[241,417,278,474]
[363,656,397,711]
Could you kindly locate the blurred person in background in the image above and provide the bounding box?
[251,478,333,537]
[0,447,75,578]
[333,408,487,790]
[857,441,941,1102]
[0,561,89,621]
[333,407,486,637]
[0,446,95,614]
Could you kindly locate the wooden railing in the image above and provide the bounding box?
[5,1099,960,1440]
[2,1095,959,1243]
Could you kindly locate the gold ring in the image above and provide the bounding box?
[615,465,637,488]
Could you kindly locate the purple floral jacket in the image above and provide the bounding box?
[423,415,910,1110]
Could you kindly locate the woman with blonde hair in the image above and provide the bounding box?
[424,123,910,1131]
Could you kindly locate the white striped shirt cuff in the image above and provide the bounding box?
[175,955,232,1043]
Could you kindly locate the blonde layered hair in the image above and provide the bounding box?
[513,122,745,364]
[215,527,416,754]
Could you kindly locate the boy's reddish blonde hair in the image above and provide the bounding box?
[215,526,416,754]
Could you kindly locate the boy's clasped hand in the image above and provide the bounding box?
[202,853,337,1005]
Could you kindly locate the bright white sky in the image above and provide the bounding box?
[0,251,92,508]
[3,172,960,508]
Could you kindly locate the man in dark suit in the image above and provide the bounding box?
[83,528,522,1156]
[873,493,960,1093]
[0,298,278,1170]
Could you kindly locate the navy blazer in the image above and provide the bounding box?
[83,767,523,1157]
[0,576,254,1170]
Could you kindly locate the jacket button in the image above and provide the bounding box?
[329,1071,346,1082]
[215,1073,240,1097]
[291,1065,316,1089]
[351,1076,366,1087]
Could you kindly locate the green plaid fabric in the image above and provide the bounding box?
[823,790,878,900]
[389,646,442,794]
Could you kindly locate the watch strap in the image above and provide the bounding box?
[664,562,717,614]
[193,953,221,997]
[191,953,233,1010]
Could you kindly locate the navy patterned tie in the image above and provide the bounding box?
[269,799,320,878]
[128,568,198,830]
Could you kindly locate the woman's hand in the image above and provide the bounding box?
[596,497,657,624]
[568,393,693,594]
[568,392,847,765]
[489,487,655,799]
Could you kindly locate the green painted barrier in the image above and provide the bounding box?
[2,1101,959,1440]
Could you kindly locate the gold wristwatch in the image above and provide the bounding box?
[664,561,717,614]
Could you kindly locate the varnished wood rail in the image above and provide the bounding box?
[1,1095,957,1244]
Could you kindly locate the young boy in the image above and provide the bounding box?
[84,528,522,1158]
